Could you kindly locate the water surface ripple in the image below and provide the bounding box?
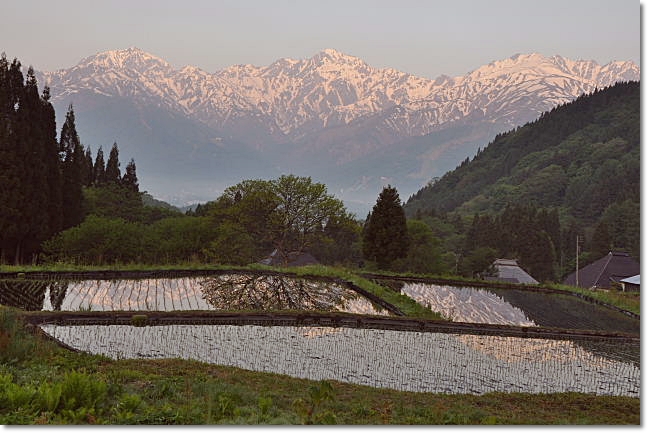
[40,324,639,397]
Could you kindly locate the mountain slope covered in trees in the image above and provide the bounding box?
[404,81,639,277]
[405,81,639,216]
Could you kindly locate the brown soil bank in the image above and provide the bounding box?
[22,310,639,343]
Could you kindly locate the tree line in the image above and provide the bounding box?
[44,178,443,276]
[2,51,598,283]
[0,54,139,264]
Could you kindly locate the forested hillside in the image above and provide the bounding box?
[404,81,639,279]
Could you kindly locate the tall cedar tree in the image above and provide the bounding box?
[363,185,409,269]
[0,58,62,262]
[41,86,63,241]
[80,146,93,186]
[121,158,139,192]
[59,105,85,229]
[105,142,121,184]
[93,146,106,185]
[0,55,17,261]
[0,58,27,262]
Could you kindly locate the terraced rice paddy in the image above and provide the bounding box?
[40,324,640,397]
[1,273,640,397]
[0,275,389,315]
[399,282,639,334]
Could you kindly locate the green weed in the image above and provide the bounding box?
[293,380,337,424]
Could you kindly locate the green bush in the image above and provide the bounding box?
[0,374,37,411]
[59,371,108,412]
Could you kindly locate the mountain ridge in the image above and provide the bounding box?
[42,47,638,143]
[35,48,639,210]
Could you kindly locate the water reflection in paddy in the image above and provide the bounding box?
[0,275,388,315]
[401,283,534,325]
[400,282,639,334]
[40,324,640,397]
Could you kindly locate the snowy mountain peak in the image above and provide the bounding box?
[77,47,172,72]
[42,48,639,152]
[37,49,639,207]
[313,48,359,62]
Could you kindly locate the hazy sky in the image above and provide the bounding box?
[1,0,640,79]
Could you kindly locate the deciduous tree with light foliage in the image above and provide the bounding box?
[207,175,350,265]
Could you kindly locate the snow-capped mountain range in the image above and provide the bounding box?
[38,48,639,211]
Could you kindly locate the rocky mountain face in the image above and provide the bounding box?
[38,48,639,212]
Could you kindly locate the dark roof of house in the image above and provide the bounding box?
[258,249,320,267]
[563,252,640,289]
[485,258,539,284]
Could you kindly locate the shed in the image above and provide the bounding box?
[563,251,640,290]
[620,275,640,292]
[485,258,539,284]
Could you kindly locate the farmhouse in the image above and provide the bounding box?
[485,258,539,284]
[258,249,320,267]
[563,251,640,290]
[619,275,640,292]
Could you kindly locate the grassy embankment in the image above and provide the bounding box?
[0,307,639,425]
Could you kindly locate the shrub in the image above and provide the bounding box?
[59,371,108,412]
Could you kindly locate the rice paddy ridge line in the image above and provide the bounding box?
[361,273,640,320]
[19,310,640,343]
[0,269,405,316]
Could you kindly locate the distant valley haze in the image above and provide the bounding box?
[32,47,639,215]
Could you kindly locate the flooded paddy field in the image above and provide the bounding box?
[0,274,389,315]
[399,282,639,334]
[2,271,640,397]
[39,323,640,397]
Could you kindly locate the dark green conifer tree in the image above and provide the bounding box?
[80,146,93,187]
[362,185,409,269]
[93,146,106,185]
[0,56,24,262]
[520,230,556,282]
[39,85,63,246]
[14,66,48,262]
[121,158,139,192]
[59,104,85,229]
[105,142,121,184]
[0,62,62,262]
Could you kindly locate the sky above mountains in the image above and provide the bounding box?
[2,0,639,79]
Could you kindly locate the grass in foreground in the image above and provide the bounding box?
[0,307,639,425]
